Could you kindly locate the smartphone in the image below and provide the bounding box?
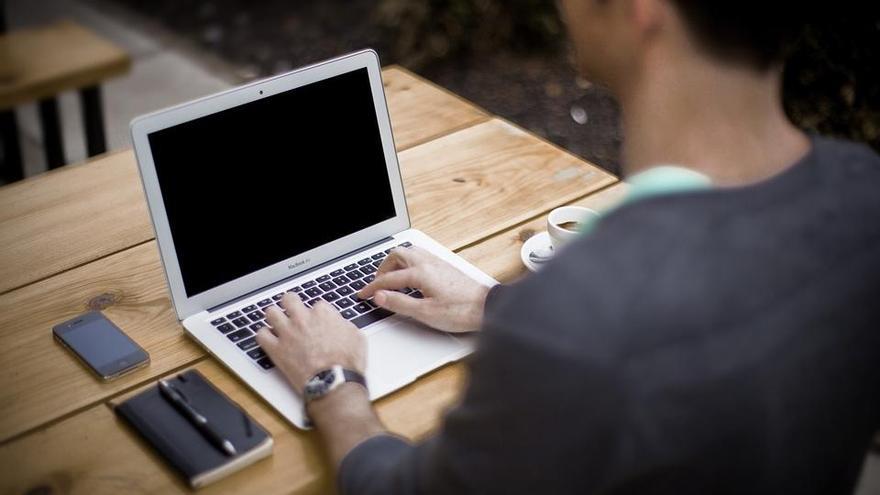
[53,311,150,380]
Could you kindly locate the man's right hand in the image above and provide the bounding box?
[358,246,491,333]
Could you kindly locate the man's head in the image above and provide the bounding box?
[559,0,805,92]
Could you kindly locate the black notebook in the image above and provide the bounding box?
[115,370,273,488]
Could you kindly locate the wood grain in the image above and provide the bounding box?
[0,117,616,443]
[401,119,616,250]
[459,183,630,283]
[0,21,131,109]
[0,150,153,294]
[382,66,489,151]
[0,183,628,493]
[0,358,468,495]
[0,67,488,295]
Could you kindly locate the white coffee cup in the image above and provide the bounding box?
[547,206,599,250]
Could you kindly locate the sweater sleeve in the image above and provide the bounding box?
[337,278,629,494]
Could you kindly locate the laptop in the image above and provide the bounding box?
[130,50,497,429]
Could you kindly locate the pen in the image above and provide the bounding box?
[158,379,237,457]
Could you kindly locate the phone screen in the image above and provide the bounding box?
[55,312,147,378]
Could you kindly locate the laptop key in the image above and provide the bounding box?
[371,253,385,260]
[349,280,367,291]
[210,317,226,326]
[290,286,302,293]
[302,280,317,289]
[410,290,424,299]
[237,337,259,351]
[257,299,272,307]
[232,317,250,328]
[330,269,345,277]
[340,309,357,319]
[247,348,266,360]
[318,281,336,291]
[351,308,394,329]
[336,286,353,296]
[242,304,258,313]
[298,292,309,302]
[372,261,382,268]
[227,329,252,342]
[364,274,376,283]
[322,292,340,302]
[305,287,322,297]
[361,264,377,274]
[250,322,266,331]
[347,269,363,280]
[344,263,358,271]
[257,357,275,370]
[225,310,242,319]
[353,302,371,314]
[358,258,372,266]
[332,275,350,285]
[217,323,235,333]
[316,274,331,283]
[307,298,321,307]
[384,248,393,254]
[247,311,264,322]
[336,298,354,309]
[400,242,412,248]
[272,293,284,301]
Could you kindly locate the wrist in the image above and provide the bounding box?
[307,383,382,431]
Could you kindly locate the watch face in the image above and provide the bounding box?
[305,369,338,399]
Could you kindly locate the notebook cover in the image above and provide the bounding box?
[115,370,272,488]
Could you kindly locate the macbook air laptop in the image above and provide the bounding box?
[131,50,497,429]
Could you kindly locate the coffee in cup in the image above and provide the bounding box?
[547,206,599,249]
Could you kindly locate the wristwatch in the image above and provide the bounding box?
[303,365,368,405]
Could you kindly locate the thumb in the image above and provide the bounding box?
[374,290,425,319]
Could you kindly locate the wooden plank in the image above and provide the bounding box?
[0,68,489,295]
[0,118,615,442]
[0,358,467,494]
[401,119,616,250]
[0,151,153,294]
[459,183,630,282]
[382,66,489,151]
[0,186,630,494]
[0,21,131,109]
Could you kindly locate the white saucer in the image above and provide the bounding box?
[520,231,554,273]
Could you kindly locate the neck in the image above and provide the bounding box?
[618,53,810,187]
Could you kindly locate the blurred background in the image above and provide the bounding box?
[2,0,878,179]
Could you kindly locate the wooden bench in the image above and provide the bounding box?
[0,19,131,181]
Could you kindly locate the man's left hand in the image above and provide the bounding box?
[256,293,366,393]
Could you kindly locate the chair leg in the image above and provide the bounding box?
[38,96,65,169]
[80,85,106,157]
[0,109,24,182]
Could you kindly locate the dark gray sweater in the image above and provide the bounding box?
[340,136,880,494]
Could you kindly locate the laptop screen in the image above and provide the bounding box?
[148,67,397,297]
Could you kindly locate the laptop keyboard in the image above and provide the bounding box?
[208,242,422,371]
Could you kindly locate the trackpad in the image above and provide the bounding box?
[365,319,464,398]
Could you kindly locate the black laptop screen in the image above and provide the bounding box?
[148,68,397,297]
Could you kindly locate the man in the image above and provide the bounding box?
[256,0,880,493]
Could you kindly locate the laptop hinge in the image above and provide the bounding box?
[206,235,396,313]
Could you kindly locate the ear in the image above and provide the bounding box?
[631,0,665,38]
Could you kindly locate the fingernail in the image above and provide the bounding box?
[374,291,385,305]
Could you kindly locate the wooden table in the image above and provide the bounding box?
[0,66,624,494]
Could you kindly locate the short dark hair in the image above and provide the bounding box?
[669,1,807,70]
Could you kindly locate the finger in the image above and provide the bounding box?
[373,289,426,319]
[255,327,279,352]
[359,269,418,298]
[281,292,309,323]
[264,305,290,334]
[376,247,417,276]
